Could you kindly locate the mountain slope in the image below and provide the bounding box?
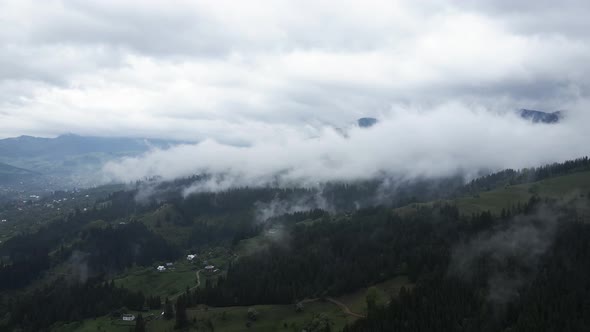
[397,168,590,218]
[0,134,180,159]
[3,157,590,331]
[0,134,184,177]
[0,162,39,183]
[519,109,562,123]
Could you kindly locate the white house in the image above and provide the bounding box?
[157,265,166,272]
[187,254,196,261]
[204,265,215,273]
[122,314,135,321]
[166,262,174,267]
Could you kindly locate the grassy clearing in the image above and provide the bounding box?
[60,276,412,332]
[145,275,412,331]
[396,171,590,217]
[53,310,164,332]
[139,204,193,246]
[455,171,590,215]
[114,246,233,300]
[53,300,351,332]
[114,262,198,298]
[144,302,349,332]
[55,317,134,332]
[334,275,413,315]
[186,302,353,332]
[235,232,272,256]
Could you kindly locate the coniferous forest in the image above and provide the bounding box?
[1,158,590,331]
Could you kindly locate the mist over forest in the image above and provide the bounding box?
[1,1,590,331]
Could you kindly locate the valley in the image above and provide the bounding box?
[1,157,590,331]
[2,2,590,331]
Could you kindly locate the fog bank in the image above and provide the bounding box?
[103,103,590,189]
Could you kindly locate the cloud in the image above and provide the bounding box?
[1,1,590,183]
[448,208,560,305]
[103,102,590,186]
[254,193,332,223]
[1,0,590,141]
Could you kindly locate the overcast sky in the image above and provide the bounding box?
[1,0,589,140]
[2,0,590,184]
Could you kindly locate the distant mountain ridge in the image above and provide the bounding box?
[357,117,378,128]
[519,109,562,123]
[0,162,39,183]
[0,162,38,175]
[0,134,180,159]
[0,134,184,187]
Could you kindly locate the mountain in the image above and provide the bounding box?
[2,157,590,331]
[357,117,378,128]
[0,162,39,181]
[0,162,41,188]
[0,134,179,159]
[0,134,184,187]
[519,109,562,123]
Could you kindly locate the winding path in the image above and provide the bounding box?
[299,297,365,318]
[166,272,366,319]
[195,269,202,288]
[326,297,366,318]
[167,269,202,302]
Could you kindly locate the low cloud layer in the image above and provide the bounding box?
[1,1,590,185]
[254,194,332,223]
[448,209,559,305]
[103,103,590,186]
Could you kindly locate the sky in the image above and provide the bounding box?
[1,0,590,184]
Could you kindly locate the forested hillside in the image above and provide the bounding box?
[0,158,589,331]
